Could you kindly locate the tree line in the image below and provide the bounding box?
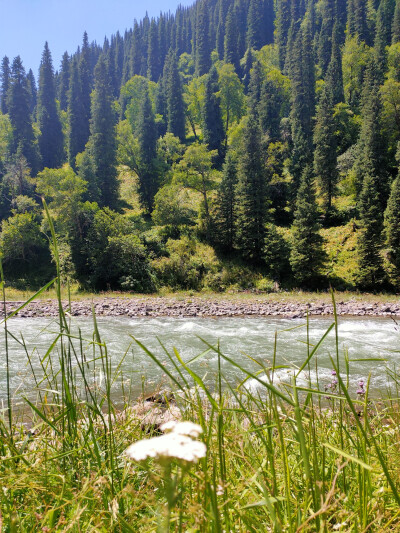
[1,0,400,292]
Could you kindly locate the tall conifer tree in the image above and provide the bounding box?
[137,88,159,212]
[195,0,211,75]
[235,76,268,262]
[37,42,64,169]
[68,58,86,167]
[1,56,10,114]
[356,171,385,288]
[384,154,400,285]
[58,52,70,111]
[164,50,186,142]
[246,0,264,50]
[78,32,92,152]
[392,0,400,43]
[374,0,396,78]
[90,55,119,209]
[325,23,344,105]
[353,61,388,205]
[202,66,225,167]
[26,69,37,116]
[224,6,240,73]
[214,151,238,251]
[290,165,326,285]
[313,86,338,214]
[7,56,39,174]
[147,19,161,82]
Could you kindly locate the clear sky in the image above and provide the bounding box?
[0,0,194,77]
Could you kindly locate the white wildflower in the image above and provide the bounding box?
[125,426,206,464]
[161,420,203,438]
[216,483,224,496]
[333,523,347,531]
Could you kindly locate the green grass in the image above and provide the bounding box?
[2,206,400,531]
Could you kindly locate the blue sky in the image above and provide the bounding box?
[0,0,194,76]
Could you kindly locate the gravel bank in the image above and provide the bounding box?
[2,296,400,319]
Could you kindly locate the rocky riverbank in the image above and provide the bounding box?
[2,296,400,318]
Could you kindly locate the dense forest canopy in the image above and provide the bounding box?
[0,0,400,292]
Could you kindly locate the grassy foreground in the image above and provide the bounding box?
[1,213,400,532]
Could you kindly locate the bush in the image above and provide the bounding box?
[152,236,220,290]
[0,212,52,283]
[70,204,155,292]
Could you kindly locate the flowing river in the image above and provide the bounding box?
[1,315,399,404]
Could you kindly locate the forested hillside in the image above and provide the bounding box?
[1,0,400,292]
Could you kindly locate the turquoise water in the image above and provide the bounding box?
[0,315,399,403]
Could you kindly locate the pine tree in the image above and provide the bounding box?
[289,18,314,193]
[374,0,396,78]
[1,56,10,114]
[195,0,211,75]
[164,50,186,142]
[275,0,292,69]
[224,6,240,73]
[325,23,344,105]
[247,60,263,117]
[264,224,290,281]
[131,21,143,76]
[353,61,388,206]
[384,155,400,285]
[37,42,64,169]
[347,0,370,43]
[26,69,37,116]
[214,151,237,251]
[356,171,385,289]
[313,86,338,214]
[78,32,92,152]
[317,0,335,74]
[241,48,254,94]
[147,19,161,81]
[90,55,119,209]
[202,66,225,167]
[7,56,39,174]
[246,0,263,50]
[58,52,70,111]
[236,114,268,263]
[392,0,400,43]
[68,58,86,167]
[289,166,326,286]
[259,76,284,142]
[263,0,275,45]
[137,87,159,212]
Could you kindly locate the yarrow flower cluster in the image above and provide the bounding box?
[125,421,206,464]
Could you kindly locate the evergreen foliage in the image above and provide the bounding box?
[26,69,37,116]
[4,0,400,292]
[384,161,400,285]
[235,114,268,263]
[0,56,10,114]
[37,43,64,170]
[58,52,70,112]
[195,0,211,75]
[78,32,92,153]
[202,66,225,167]
[356,172,385,289]
[214,150,237,251]
[90,55,119,209]
[313,86,338,214]
[289,166,326,286]
[7,56,39,174]
[136,87,159,212]
[164,50,186,142]
[67,58,86,168]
